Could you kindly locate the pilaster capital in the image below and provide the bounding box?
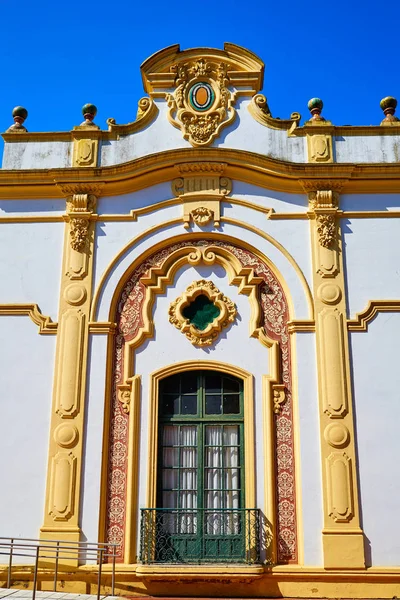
[56,182,105,202]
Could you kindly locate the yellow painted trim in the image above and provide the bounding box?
[348,300,400,331]
[308,190,365,569]
[3,148,400,199]
[290,330,304,566]
[124,375,141,564]
[41,192,98,548]
[0,303,57,334]
[287,319,315,332]
[146,360,256,510]
[2,210,400,224]
[3,564,400,598]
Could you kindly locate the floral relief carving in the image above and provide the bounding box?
[317,214,336,248]
[69,217,89,252]
[190,206,214,225]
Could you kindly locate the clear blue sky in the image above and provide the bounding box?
[1,0,399,155]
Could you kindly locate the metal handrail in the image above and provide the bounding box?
[0,537,119,600]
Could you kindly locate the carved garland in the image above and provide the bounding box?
[105,240,298,564]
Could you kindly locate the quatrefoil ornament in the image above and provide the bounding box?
[168,280,236,346]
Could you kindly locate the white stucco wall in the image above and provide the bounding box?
[350,313,400,566]
[0,317,55,548]
[335,134,400,163]
[342,217,400,317]
[0,221,64,321]
[2,141,72,170]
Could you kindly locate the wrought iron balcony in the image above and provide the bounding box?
[140,508,260,564]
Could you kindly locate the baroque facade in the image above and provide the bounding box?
[1,43,400,598]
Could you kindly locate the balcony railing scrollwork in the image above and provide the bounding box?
[140,508,260,564]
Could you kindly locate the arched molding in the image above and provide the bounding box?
[92,227,313,324]
[118,243,279,386]
[102,237,299,566]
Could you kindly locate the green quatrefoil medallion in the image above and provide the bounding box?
[182,294,221,331]
[168,280,237,346]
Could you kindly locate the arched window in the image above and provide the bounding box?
[154,370,247,562]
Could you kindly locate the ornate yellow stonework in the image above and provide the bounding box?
[304,180,365,569]
[171,161,231,228]
[168,279,237,346]
[166,59,236,147]
[40,184,101,548]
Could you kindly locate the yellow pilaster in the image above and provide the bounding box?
[304,181,365,569]
[40,182,102,546]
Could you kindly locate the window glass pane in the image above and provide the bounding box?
[180,425,197,446]
[161,374,180,393]
[205,425,223,445]
[181,394,197,415]
[181,447,197,468]
[224,445,239,468]
[163,447,178,467]
[162,469,178,490]
[205,394,222,414]
[205,490,223,509]
[181,373,197,394]
[162,425,179,445]
[223,394,240,414]
[205,447,222,468]
[223,376,240,393]
[224,468,240,490]
[204,374,222,394]
[162,491,177,508]
[161,394,179,415]
[223,425,239,445]
[180,469,198,491]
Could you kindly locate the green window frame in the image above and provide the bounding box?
[156,370,245,562]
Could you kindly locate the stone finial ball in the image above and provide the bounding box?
[12,106,28,120]
[380,96,397,111]
[82,103,97,116]
[308,98,323,111]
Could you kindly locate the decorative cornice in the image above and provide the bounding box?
[140,43,264,95]
[300,179,347,194]
[176,162,226,174]
[56,183,105,197]
[3,148,400,199]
